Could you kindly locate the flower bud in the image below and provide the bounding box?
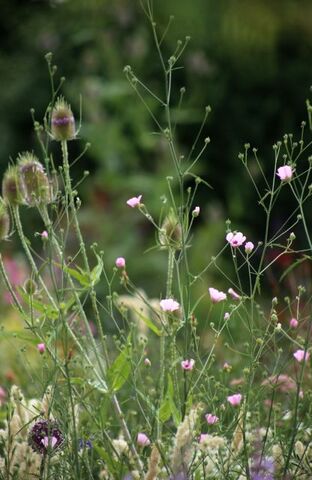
[2,166,22,205]
[159,209,182,249]
[51,97,76,141]
[24,278,37,295]
[18,153,51,206]
[0,198,10,240]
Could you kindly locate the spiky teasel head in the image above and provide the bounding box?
[2,166,22,205]
[159,209,182,250]
[18,153,51,207]
[0,198,10,240]
[51,96,76,141]
[28,418,64,455]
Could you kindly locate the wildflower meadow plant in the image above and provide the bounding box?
[1,1,312,479]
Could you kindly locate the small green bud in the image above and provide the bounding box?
[2,166,22,205]
[0,198,10,240]
[51,96,76,141]
[24,278,37,295]
[18,153,51,207]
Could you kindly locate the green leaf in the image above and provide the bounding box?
[63,265,90,287]
[17,288,58,318]
[107,342,131,392]
[158,375,181,425]
[94,445,119,475]
[90,253,103,286]
[133,309,161,336]
[87,378,108,394]
[158,395,171,423]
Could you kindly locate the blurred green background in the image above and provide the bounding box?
[0,0,311,322]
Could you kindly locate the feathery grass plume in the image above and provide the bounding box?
[0,385,42,479]
[51,96,76,141]
[171,404,203,476]
[0,197,10,240]
[18,152,51,206]
[2,165,22,205]
[145,445,161,480]
[159,209,182,250]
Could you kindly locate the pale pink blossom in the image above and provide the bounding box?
[126,195,142,208]
[41,230,48,240]
[224,312,230,320]
[160,298,180,312]
[144,358,151,367]
[227,393,242,406]
[137,432,150,447]
[245,241,254,254]
[37,343,46,354]
[277,165,293,181]
[226,231,246,248]
[115,257,126,269]
[41,436,58,448]
[228,288,241,301]
[192,206,200,217]
[209,287,227,303]
[181,359,195,371]
[205,413,219,425]
[293,349,310,363]
[290,318,298,329]
[199,433,209,443]
[223,362,232,371]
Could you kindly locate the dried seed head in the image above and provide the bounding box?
[51,97,76,141]
[18,153,51,206]
[2,166,22,205]
[0,198,10,240]
[159,209,182,249]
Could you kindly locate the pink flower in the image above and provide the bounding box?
[137,432,150,447]
[126,195,142,208]
[160,298,180,312]
[227,393,242,406]
[144,358,151,367]
[192,206,200,217]
[199,433,209,443]
[41,436,58,449]
[289,318,298,329]
[228,288,241,300]
[41,230,48,240]
[245,241,254,254]
[224,312,230,320]
[293,349,310,363]
[181,359,195,371]
[277,165,293,181]
[115,257,126,269]
[209,287,227,303]
[205,413,219,425]
[37,343,46,354]
[223,362,232,372]
[226,231,246,248]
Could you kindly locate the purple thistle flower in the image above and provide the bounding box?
[28,419,64,455]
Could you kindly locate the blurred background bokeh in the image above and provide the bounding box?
[0,0,312,387]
